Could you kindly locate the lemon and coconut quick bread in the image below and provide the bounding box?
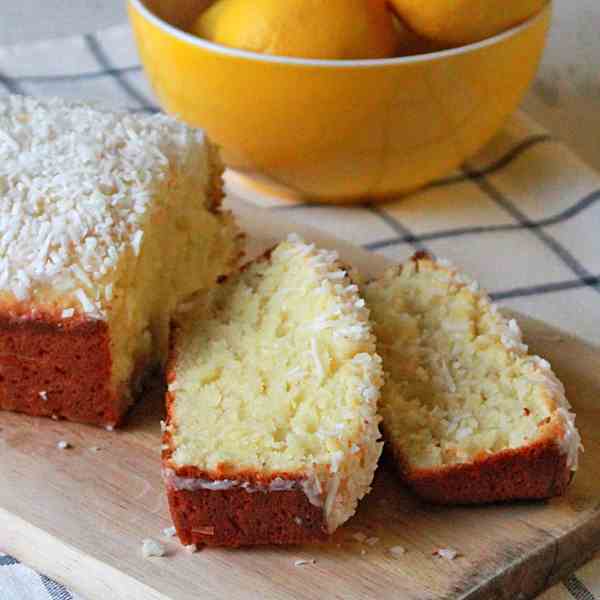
[0,96,242,428]
[364,254,582,504]
[163,236,384,547]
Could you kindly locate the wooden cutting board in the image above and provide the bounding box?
[0,197,598,600]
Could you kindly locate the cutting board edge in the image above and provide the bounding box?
[0,507,171,600]
[463,506,600,600]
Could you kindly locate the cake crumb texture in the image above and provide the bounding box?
[364,255,581,504]
[0,96,241,426]
[164,236,384,545]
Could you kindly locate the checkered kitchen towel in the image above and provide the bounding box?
[0,24,599,600]
[0,554,84,600]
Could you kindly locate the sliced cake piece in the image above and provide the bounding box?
[0,96,242,428]
[163,236,383,547]
[364,254,581,504]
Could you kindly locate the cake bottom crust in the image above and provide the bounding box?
[387,436,571,505]
[0,313,142,427]
[166,477,328,548]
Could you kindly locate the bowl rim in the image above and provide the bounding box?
[129,0,551,68]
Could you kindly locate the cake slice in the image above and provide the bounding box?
[163,236,383,547]
[364,254,582,504]
[0,96,242,428]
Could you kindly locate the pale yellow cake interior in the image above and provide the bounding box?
[106,155,239,395]
[364,260,558,470]
[0,96,241,422]
[170,241,381,475]
[167,239,385,531]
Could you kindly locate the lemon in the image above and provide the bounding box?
[388,0,546,46]
[193,0,401,60]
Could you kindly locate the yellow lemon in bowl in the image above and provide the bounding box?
[388,0,547,46]
[193,0,402,59]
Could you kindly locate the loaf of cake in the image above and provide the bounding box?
[0,96,242,428]
[364,254,582,504]
[163,236,383,547]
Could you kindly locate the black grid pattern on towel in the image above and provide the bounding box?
[565,575,597,600]
[1,555,74,599]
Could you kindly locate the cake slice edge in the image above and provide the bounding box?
[366,253,582,505]
[162,237,384,547]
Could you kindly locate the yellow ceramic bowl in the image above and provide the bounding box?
[129,0,551,203]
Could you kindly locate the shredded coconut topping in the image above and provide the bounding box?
[310,337,324,380]
[443,259,582,470]
[0,96,205,316]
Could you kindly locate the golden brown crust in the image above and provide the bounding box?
[372,254,574,504]
[0,308,146,427]
[165,481,327,548]
[385,430,571,505]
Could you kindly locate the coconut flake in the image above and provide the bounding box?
[389,545,406,558]
[310,337,324,380]
[294,559,316,567]
[435,548,459,560]
[141,539,165,558]
[162,526,177,538]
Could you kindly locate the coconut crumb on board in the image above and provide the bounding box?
[163,526,177,538]
[141,539,165,558]
[184,544,198,553]
[434,548,460,560]
[56,440,71,450]
[388,545,406,558]
[294,559,316,567]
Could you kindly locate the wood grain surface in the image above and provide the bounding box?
[0,197,598,600]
